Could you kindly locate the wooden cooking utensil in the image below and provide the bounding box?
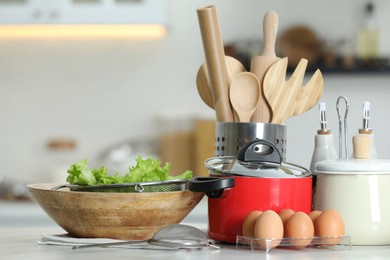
[293,69,324,117]
[263,57,324,124]
[196,56,246,109]
[197,5,233,122]
[196,63,214,109]
[229,72,260,122]
[250,10,280,123]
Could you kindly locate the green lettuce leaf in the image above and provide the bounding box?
[66,156,192,185]
[127,156,170,182]
[168,170,193,180]
[66,159,97,185]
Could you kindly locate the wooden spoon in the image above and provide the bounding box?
[263,57,324,124]
[196,56,246,109]
[250,10,280,123]
[229,72,260,122]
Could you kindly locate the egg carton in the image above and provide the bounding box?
[236,235,352,253]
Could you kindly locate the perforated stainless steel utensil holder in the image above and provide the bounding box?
[215,122,287,161]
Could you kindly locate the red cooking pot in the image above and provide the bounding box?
[189,139,312,243]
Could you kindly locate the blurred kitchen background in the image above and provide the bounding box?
[1,0,390,199]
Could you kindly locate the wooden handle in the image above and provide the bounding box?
[197,5,233,122]
[262,10,279,56]
[250,10,280,122]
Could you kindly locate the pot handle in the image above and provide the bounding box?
[237,139,282,165]
[189,177,235,199]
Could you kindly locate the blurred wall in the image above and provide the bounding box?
[0,0,390,182]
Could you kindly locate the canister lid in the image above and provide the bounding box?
[315,159,390,174]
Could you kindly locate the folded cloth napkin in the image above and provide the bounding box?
[38,233,127,246]
[37,233,178,250]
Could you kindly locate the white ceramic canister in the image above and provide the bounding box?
[314,159,390,245]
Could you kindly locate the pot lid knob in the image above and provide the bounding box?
[237,139,282,165]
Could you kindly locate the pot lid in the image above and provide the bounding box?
[315,159,390,174]
[205,139,310,178]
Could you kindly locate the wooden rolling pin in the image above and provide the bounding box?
[250,10,280,122]
[197,5,233,122]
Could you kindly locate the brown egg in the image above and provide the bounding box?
[309,210,322,224]
[279,209,295,225]
[254,210,283,250]
[284,212,314,248]
[242,210,262,237]
[315,209,345,245]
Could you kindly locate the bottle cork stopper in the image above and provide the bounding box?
[359,128,373,134]
[317,129,332,135]
[353,134,371,159]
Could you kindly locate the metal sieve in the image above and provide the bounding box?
[72,224,221,250]
[52,179,189,193]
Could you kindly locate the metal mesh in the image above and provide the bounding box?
[152,224,209,245]
[52,180,188,193]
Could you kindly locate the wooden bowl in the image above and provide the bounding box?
[27,183,204,240]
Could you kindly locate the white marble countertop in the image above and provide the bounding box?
[1,198,390,259]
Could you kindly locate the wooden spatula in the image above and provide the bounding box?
[263,57,324,124]
[250,10,280,123]
[293,69,324,117]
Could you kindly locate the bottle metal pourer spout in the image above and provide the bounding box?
[353,100,376,159]
[318,102,331,134]
[361,101,372,133]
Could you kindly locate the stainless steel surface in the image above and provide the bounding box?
[52,179,188,193]
[215,122,287,160]
[205,156,310,178]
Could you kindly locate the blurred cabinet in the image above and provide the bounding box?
[0,0,166,24]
